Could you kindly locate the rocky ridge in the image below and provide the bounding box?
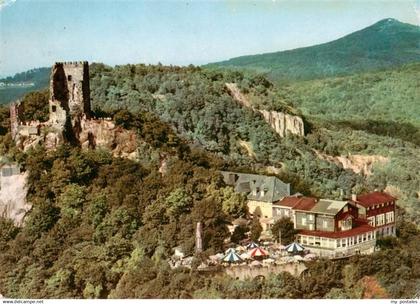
[225,83,305,137]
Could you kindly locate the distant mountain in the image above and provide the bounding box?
[0,67,50,104]
[207,18,420,82]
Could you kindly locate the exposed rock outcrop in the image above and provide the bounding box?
[260,110,305,138]
[226,83,305,137]
[0,169,31,226]
[315,150,389,176]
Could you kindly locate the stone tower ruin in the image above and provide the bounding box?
[10,61,138,158]
[49,61,91,140]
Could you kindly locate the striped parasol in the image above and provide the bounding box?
[284,242,305,254]
[246,241,259,249]
[249,247,269,258]
[223,249,242,263]
[225,248,236,254]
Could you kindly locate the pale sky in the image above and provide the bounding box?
[0,0,419,76]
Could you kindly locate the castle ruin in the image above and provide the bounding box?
[10,61,138,158]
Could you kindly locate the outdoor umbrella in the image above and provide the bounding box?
[263,258,275,265]
[304,253,317,260]
[294,255,304,261]
[284,242,305,255]
[223,250,242,263]
[246,241,259,249]
[280,256,295,263]
[250,260,262,267]
[225,248,236,254]
[249,247,269,258]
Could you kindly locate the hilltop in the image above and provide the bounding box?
[207,19,420,82]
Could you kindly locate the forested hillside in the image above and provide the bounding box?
[0,79,419,298]
[282,63,420,128]
[208,19,420,82]
[85,63,420,221]
[88,63,367,198]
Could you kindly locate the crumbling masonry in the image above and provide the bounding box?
[10,62,138,158]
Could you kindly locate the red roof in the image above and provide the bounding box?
[298,219,375,239]
[275,196,317,211]
[356,191,396,208]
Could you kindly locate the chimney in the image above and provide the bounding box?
[195,222,203,253]
[351,194,357,201]
[339,188,344,199]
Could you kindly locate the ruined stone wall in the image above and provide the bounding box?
[10,101,24,139]
[80,118,138,159]
[11,61,139,158]
[224,262,307,280]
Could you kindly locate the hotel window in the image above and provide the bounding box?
[308,237,314,245]
[302,217,307,225]
[337,240,341,247]
[368,216,375,227]
[308,214,314,221]
[323,221,328,229]
[376,214,385,226]
[386,211,394,224]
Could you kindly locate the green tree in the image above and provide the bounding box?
[165,187,192,219]
[250,216,262,242]
[271,217,297,245]
[230,224,249,244]
[220,187,248,219]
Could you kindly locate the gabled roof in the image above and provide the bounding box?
[310,199,348,215]
[275,196,319,211]
[356,191,396,207]
[221,171,290,203]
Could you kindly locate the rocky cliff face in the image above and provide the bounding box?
[0,171,31,226]
[315,150,389,176]
[225,83,304,137]
[260,110,305,138]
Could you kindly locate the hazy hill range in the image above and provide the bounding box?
[207,19,420,82]
[0,67,49,104]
